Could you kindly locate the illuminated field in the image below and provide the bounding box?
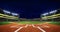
[0,21,60,32]
[0,21,60,25]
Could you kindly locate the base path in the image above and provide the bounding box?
[18,24,42,32]
[0,23,60,32]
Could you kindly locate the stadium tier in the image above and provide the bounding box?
[41,9,60,21]
[0,8,19,21]
[42,14,60,19]
[0,13,18,20]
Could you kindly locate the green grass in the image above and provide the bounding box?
[49,22,60,25]
[18,21,60,25]
[19,21,40,24]
[0,22,10,25]
[0,21,60,25]
[18,21,45,24]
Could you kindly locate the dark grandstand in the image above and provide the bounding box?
[42,9,60,21]
[53,9,60,21]
[0,8,6,21]
[0,8,12,16]
[56,9,60,14]
[0,8,19,22]
[0,8,4,14]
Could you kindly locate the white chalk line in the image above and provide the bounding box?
[37,26,46,32]
[10,26,20,28]
[25,24,28,28]
[43,25,50,28]
[32,24,46,32]
[14,24,28,32]
[32,24,35,27]
[14,24,46,32]
[14,27,23,32]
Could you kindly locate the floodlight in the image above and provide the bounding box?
[3,10,11,14]
[12,13,18,16]
[42,13,49,16]
[49,10,57,14]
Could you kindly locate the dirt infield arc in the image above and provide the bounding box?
[0,23,60,32]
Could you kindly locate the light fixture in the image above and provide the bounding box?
[42,13,49,16]
[12,13,18,16]
[3,10,11,14]
[49,10,57,14]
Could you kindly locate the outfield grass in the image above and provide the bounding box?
[18,21,45,24]
[48,22,60,25]
[0,21,45,25]
[0,22,10,25]
[0,21,60,25]
[18,21,60,25]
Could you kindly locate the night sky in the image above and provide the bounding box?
[0,0,60,19]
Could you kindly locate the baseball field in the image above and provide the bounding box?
[0,21,60,32]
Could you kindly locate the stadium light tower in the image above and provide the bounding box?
[42,13,49,16]
[3,10,11,14]
[11,13,18,16]
[49,10,57,22]
[12,13,20,21]
[41,10,57,22]
[41,13,49,21]
[49,10,57,14]
[3,10,11,22]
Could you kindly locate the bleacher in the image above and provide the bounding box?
[0,8,19,22]
[41,9,60,21]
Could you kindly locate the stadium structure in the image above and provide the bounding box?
[20,18,40,21]
[0,8,60,32]
[0,8,19,22]
[41,9,60,21]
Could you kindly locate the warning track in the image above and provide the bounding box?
[0,23,60,32]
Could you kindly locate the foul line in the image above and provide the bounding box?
[25,24,28,28]
[14,27,23,32]
[37,26,46,32]
[14,24,28,32]
[14,24,46,32]
[32,24,35,27]
[32,24,46,32]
